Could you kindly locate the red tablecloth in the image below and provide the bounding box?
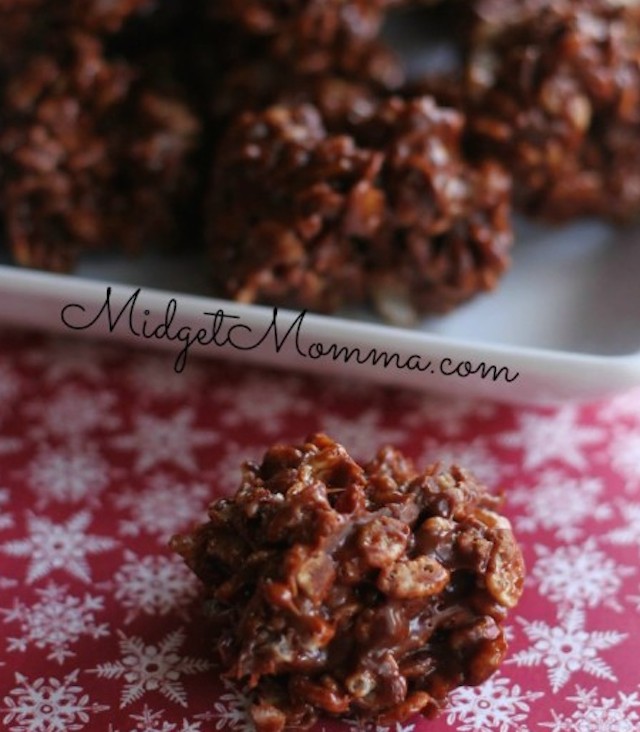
[1,327,639,732]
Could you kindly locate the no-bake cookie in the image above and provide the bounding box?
[171,433,525,731]
[464,0,640,220]
[0,29,199,271]
[206,97,511,321]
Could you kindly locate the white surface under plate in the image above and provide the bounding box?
[1,217,640,404]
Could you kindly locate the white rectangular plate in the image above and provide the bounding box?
[1,217,640,404]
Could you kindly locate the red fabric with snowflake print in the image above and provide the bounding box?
[0,326,639,732]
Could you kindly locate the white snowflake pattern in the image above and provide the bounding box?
[628,580,640,612]
[23,385,120,439]
[127,353,208,400]
[531,539,635,612]
[216,373,311,435]
[115,473,210,541]
[509,607,626,692]
[25,444,110,507]
[108,705,203,732]
[510,471,612,541]
[90,627,211,708]
[540,686,640,732]
[111,409,218,473]
[1,581,108,664]
[498,407,605,471]
[213,442,269,488]
[345,722,415,732]
[446,673,543,731]
[320,410,406,460]
[419,436,509,484]
[23,339,113,383]
[401,394,497,438]
[212,679,253,731]
[0,487,14,531]
[607,501,640,554]
[1,511,118,584]
[193,711,217,723]
[113,550,200,623]
[598,388,640,424]
[607,426,640,493]
[1,669,109,731]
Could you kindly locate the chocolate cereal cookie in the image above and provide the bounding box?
[0,31,200,271]
[206,97,512,321]
[171,433,525,731]
[465,0,640,220]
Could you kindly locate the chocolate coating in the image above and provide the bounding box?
[465,0,640,220]
[0,31,199,271]
[206,98,512,321]
[171,434,525,731]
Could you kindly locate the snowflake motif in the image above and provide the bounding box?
[127,353,208,400]
[1,511,118,584]
[606,501,640,553]
[0,487,14,531]
[531,539,635,612]
[90,627,211,708]
[111,408,218,473]
[213,442,269,489]
[320,410,406,460]
[1,581,108,664]
[345,722,415,732]
[627,581,640,612]
[216,373,312,435]
[23,339,113,383]
[502,624,516,645]
[212,679,253,732]
[25,444,110,508]
[113,550,200,623]
[23,385,120,439]
[419,436,508,484]
[598,388,640,424]
[540,686,640,732]
[401,394,497,438]
[446,673,544,731]
[510,471,612,541]
[115,473,210,542]
[1,669,109,731]
[607,426,640,493]
[108,705,203,732]
[193,711,217,723]
[498,407,605,471]
[509,606,626,692]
